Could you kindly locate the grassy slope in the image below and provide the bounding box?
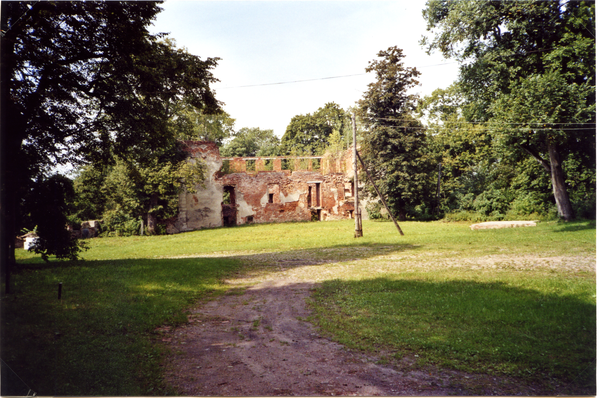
[2,219,595,395]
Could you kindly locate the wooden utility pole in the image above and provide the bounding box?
[352,113,363,238]
[436,163,441,215]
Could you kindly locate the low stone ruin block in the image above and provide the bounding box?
[470,221,537,230]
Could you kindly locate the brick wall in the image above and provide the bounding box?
[166,141,358,233]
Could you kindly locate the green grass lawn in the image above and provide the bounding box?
[2,219,596,395]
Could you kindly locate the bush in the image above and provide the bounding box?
[573,198,596,220]
[472,189,513,217]
[366,201,390,221]
[505,193,550,218]
[101,209,141,237]
[443,210,486,222]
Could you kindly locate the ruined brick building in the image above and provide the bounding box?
[166,141,364,233]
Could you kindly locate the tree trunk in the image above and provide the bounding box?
[146,212,156,235]
[396,208,407,222]
[146,194,158,235]
[1,9,16,294]
[548,142,575,221]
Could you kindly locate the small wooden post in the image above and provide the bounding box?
[58,282,62,300]
[353,114,363,238]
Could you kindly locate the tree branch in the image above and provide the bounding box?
[519,144,550,172]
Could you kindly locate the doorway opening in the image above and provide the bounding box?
[222,186,237,227]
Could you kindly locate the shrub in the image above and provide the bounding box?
[443,210,486,222]
[366,201,390,221]
[573,197,596,220]
[101,209,141,237]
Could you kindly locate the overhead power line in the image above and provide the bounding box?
[215,62,458,90]
[368,125,596,132]
[216,73,366,89]
[364,116,596,126]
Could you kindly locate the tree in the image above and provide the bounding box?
[72,144,207,236]
[1,2,221,291]
[220,127,280,157]
[419,85,496,214]
[280,102,350,155]
[422,0,596,220]
[171,103,235,146]
[21,174,82,261]
[72,164,108,222]
[357,46,436,221]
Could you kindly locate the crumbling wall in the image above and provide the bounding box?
[218,170,355,225]
[167,141,224,234]
[167,141,358,233]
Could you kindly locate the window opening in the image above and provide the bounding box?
[221,159,231,174]
[345,181,354,198]
[312,158,321,171]
[267,184,280,204]
[281,158,293,171]
[264,159,274,171]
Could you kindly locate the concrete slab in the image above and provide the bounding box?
[470,221,537,230]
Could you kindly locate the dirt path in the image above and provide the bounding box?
[161,253,593,396]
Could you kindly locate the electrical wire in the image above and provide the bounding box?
[361,116,596,127]
[362,125,596,132]
[215,62,459,89]
[215,73,366,89]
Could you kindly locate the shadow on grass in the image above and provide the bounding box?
[3,256,244,396]
[13,242,417,273]
[553,219,596,233]
[312,277,596,395]
[3,242,416,396]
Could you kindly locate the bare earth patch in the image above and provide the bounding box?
[161,254,593,396]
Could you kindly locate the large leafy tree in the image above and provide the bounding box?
[280,102,349,155]
[220,127,280,157]
[419,85,495,214]
[421,85,555,218]
[71,149,207,237]
[357,46,436,221]
[171,103,235,146]
[1,1,221,291]
[422,0,595,220]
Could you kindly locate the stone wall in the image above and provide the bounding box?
[166,141,359,233]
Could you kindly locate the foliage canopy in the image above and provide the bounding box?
[421,0,596,220]
[1,1,221,283]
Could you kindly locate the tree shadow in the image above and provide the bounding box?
[2,248,595,396]
[553,219,596,232]
[313,277,596,395]
[12,241,417,274]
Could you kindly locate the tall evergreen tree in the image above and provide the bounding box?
[358,46,436,221]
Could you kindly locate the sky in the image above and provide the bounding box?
[149,1,461,138]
